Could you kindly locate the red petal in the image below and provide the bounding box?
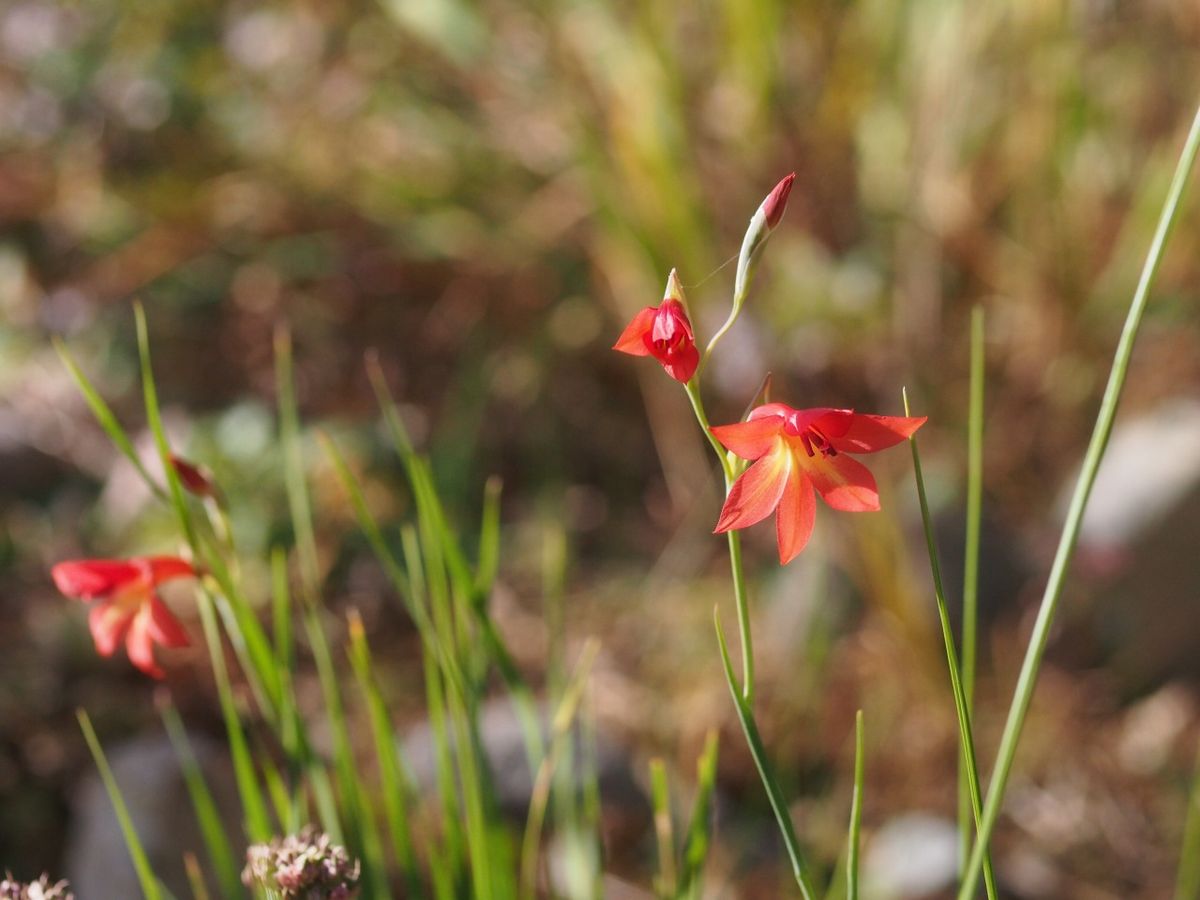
[661,342,699,383]
[776,471,816,564]
[126,605,165,679]
[88,601,134,657]
[146,596,189,648]
[831,414,926,454]
[53,560,140,600]
[612,307,657,356]
[711,416,784,461]
[808,454,880,512]
[714,449,790,532]
[142,556,195,586]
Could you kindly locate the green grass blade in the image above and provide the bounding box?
[959,99,1200,899]
[958,306,985,874]
[55,338,164,500]
[77,709,163,900]
[301,605,388,897]
[1175,737,1200,899]
[904,388,997,900]
[183,853,211,900]
[275,326,321,596]
[160,699,244,899]
[714,609,817,899]
[649,759,677,898]
[476,475,503,598]
[196,587,273,843]
[679,729,719,897]
[270,548,305,834]
[134,305,280,717]
[348,610,424,896]
[847,710,865,900]
[519,640,599,900]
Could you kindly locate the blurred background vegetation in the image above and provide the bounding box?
[3,0,1200,896]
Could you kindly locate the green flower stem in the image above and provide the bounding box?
[958,98,1200,900]
[685,381,733,480]
[715,612,818,899]
[684,380,754,701]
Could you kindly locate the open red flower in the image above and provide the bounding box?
[52,556,194,678]
[612,270,699,383]
[711,404,926,564]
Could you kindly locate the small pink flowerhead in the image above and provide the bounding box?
[612,269,700,383]
[761,172,796,231]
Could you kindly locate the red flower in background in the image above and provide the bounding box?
[613,270,699,383]
[52,557,194,678]
[711,404,925,564]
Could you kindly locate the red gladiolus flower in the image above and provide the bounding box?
[52,557,194,678]
[711,404,926,564]
[612,270,700,383]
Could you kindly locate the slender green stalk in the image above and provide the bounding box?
[679,730,720,898]
[714,611,818,898]
[160,700,244,899]
[847,710,864,900]
[905,391,997,899]
[519,640,599,900]
[684,381,733,477]
[958,306,985,873]
[1175,736,1200,899]
[77,709,163,900]
[649,759,677,898]
[959,99,1200,900]
[684,380,755,702]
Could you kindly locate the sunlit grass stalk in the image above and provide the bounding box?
[679,730,720,900]
[650,759,677,898]
[133,305,282,721]
[160,698,244,898]
[1174,736,1200,899]
[958,306,985,874]
[959,98,1200,899]
[519,640,599,900]
[846,710,864,900]
[77,709,164,900]
[347,610,424,896]
[905,389,997,900]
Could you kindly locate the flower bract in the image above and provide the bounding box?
[52,556,194,678]
[711,403,926,563]
[612,270,699,383]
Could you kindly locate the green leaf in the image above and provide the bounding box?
[77,709,164,900]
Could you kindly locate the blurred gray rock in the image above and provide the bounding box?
[65,732,240,900]
[1058,399,1200,689]
[399,696,650,839]
[863,812,958,899]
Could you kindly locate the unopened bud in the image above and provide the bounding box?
[169,455,216,498]
[761,173,796,231]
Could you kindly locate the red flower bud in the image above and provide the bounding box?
[761,173,795,231]
[612,270,700,383]
[169,454,215,498]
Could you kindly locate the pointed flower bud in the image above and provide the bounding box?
[169,454,216,498]
[612,269,700,383]
[761,172,795,231]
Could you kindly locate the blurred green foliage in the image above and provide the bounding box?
[2,0,1200,892]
